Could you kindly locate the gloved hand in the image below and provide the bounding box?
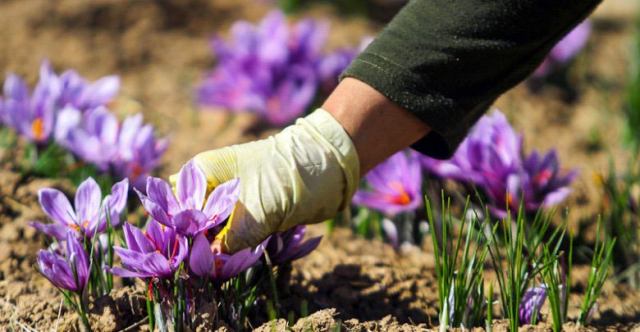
[177,109,360,253]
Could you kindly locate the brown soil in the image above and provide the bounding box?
[0,0,640,331]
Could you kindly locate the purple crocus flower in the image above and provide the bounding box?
[484,150,578,217]
[533,20,591,78]
[420,111,522,184]
[136,160,239,236]
[420,110,576,217]
[266,225,322,265]
[111,220,188,279]
[197,10,328,126]
[37,232,90,292]
[519,285,548,324]
[189,233,264,281]
[57,69,119,111]
[113,114,169,189]
[55,107,168,188]
[353,150,422,216]
[56,106,119,170]
[2,62,61,143]
[31,177,129,240]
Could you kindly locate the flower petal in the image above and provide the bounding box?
[66,232,89,290]
[29,221,69,241]
[278,236,322,263]
[145,177,180,215]
[219,243,264,280]
[203,178,240,222]
[37,250,77,291]
[123,223,155,253]
[172,209,208,236]
[176,160,207,210]
[102,178,129,227]
[38,188,76,226]
[74,177,102,233]
[135,188,173,228]
[189,233,214,277]
[80,76,120,108]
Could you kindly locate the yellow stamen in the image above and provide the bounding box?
[386,181,411,205]
[32,117,45,141]
[214,206,237,247]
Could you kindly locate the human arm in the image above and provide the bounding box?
[186,0,602,252]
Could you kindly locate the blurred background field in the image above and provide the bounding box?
[1,0,640,331]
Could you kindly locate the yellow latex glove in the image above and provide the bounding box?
[185,109,359,253]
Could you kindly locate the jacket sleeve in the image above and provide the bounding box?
[342,0,601,159]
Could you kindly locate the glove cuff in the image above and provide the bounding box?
[298,109,360,207]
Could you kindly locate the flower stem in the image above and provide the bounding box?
[76,293,92,332]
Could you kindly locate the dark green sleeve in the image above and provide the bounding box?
[342,0,601,159]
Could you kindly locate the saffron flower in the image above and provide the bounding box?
[31,177,129,240]
[519,285,548,324]
[197,10,328,126]
[136,160,239,236]
[420,110,576,217]
[265,225,322,265]
[57,69,119,111]
[1,62,60,143]
[111,221,188,278]
[1,61,121,143]
[485,150,578,216]
[533,20,591,78]
[37,232,90,292]
[112,113,169,188]
[189,233,264,281]
[56,106,119,170]
[55,107,168,188]
[420,111,522,184]
[353,150,422,216]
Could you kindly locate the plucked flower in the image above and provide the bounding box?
[420,110,577,217]
[2,62,61,143]
[37,232,90,292]
[533,20,591,78]
[353,150,422,216]
[519,285,548,324]
[136,160,239,236]
[265,225,322,265]
[197,10,328,126]
[189,233,264,281]
[31,177,129,240]
[111,221,188,279]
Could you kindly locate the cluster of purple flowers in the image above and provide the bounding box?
[0,61,167,187]
[353,112,576,220]
[33,160,321,328]
[532,20,591,78]
[197,10,365,126]
[420,110,577,217]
